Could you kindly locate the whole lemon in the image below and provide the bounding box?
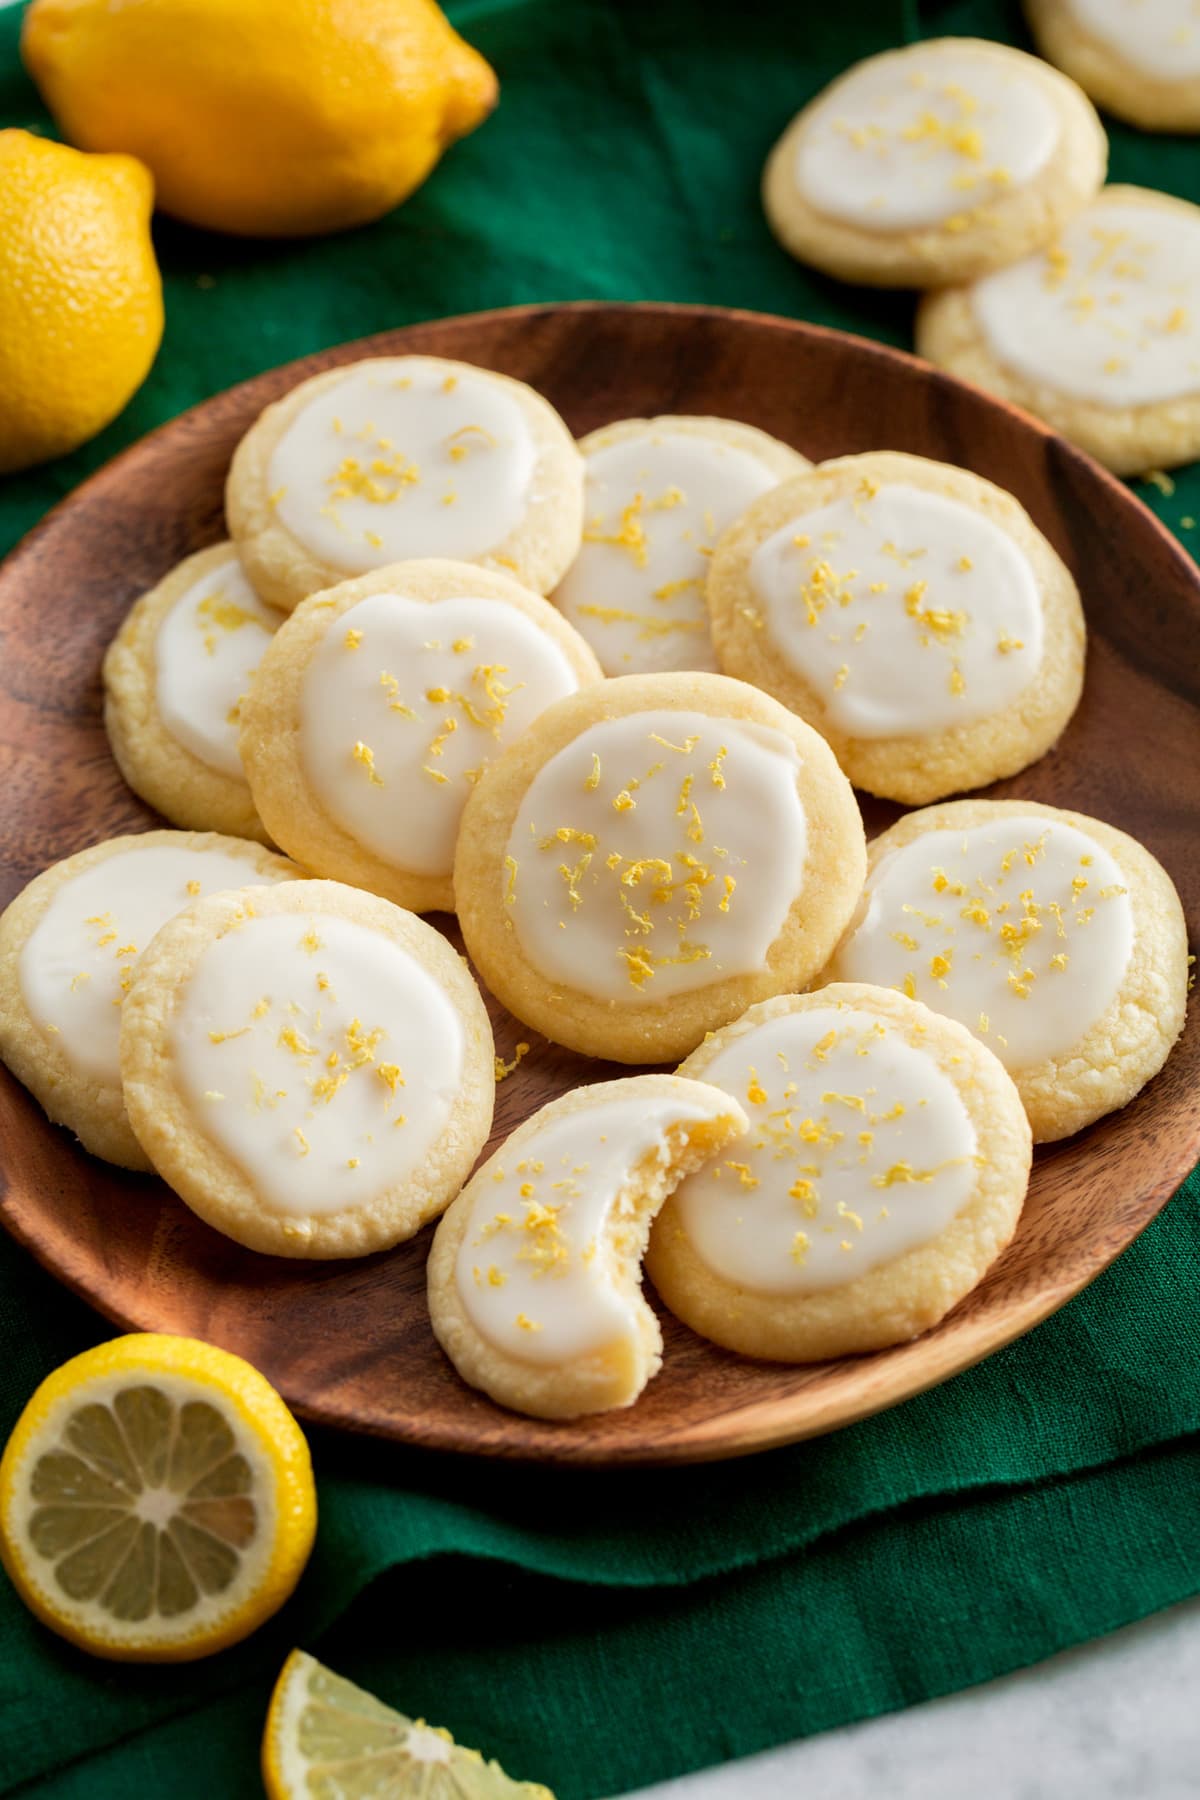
[0,131,163,476]
[22,0,499,239]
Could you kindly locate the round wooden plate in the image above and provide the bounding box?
[0,303,1197,1465]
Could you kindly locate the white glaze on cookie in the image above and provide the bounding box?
[795,45,1059,231]
[301,592,581,876]
[835,816,1133,1067]
[748,481,1042,736]
[972,196,1200,407]
[18,844,288,1083]
[505,710,807,1001]
[674,1006,977,1295]
[554,430,782,675]
[454,1086,728,1361]
[154,551,277,777]
[268,361,538,574]
[172,910,464,1214]
[1070,0,1200,80]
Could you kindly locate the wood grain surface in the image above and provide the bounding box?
[0,302,1197,1465]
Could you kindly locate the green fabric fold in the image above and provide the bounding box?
[1,0,1198,1793]
[2,1177,1198,1796]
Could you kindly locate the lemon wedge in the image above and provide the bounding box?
[0,1333,315,1661]
[263,1649,556,1799]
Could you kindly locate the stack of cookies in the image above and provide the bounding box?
[0,346,1188,1425]
[764,31,1200,477]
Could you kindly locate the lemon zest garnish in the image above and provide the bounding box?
[278,1025,317,1061]
[494,1042,531,1082]
[196,589,258,653]
[872,1162,933,1187]
[352,740,383,786]
[327,451,420,506]
[575,602,706,638]
[905,579,965,643]
[583,493,650,566]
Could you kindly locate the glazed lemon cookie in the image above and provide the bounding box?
[762,38,1106,289]
[1026,0,1200,133]
[227,356,584,613]
[103,543,279,842]
[0,832,299,1169]
[239,560,602,913]
[454,672,866,1064]
[551,416,808,676]
[917,187,1200,475]
[119,880,494,1257]
[708,452,1085,804]
[647,985,1030,1361]
[427,1074,748,1418]
[824,799,1188,1142]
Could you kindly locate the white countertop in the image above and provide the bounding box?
[629,1596,1199,1799]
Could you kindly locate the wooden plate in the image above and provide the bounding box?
[1,303,1197,1465]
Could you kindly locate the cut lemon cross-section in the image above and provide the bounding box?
[263,1649,556,1799]
[0,1333,316,1661]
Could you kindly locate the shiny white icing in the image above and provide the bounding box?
[835,816,1134,1069]
[748,481,1043,737]
[18,843,288,1085]
[972,196,1200,407]
[673,1005,977,1295]
[172,911,464,1215]
[795,45,1059,231]
[268,360,539,574]
[454,1085,730,1362]
[154,549,277,777]
[553,429,784,676]
[1071,0,1200,80]
[301,592,581,877]
[506,710,807,1001]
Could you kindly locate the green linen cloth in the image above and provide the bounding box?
[1,0,1198,1794]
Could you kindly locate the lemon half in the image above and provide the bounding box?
[0,1334,316,1662]
[263,1649,556,1799]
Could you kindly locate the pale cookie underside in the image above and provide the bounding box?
[824,798,1190,1142]
[646,983,1032,1361]
[706,450,1086,803]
